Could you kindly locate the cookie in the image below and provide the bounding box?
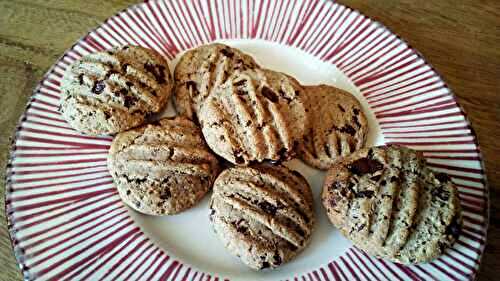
[173,43,259,120]
[209,164,315,270]
[322,145,462,264]
[199,68,308,165]
[299,85,368,170]
[108,116,219,215]
[60,45,173,135]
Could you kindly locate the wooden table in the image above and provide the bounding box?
[0,0,498,280]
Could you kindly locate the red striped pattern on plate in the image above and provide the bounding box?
[6,0,488,280]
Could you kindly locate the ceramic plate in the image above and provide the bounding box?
[6,0,488,280]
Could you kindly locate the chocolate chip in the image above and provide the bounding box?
[261,262,270,269]
[233,80,246,87]
[273,252,282,266]
[380,180,387,185]
[348,158,383,175]
[261,86,279,103]
[144,63,167,84]
[352,115,361,128]
[329,197,337,207]
[104,111,111,119]
[446,216,461,239]
[121,63,129,73]
[258,201,277,215]
[277,147,289,160]
[126,81,133,87]
[357,223,366,231]
[371,175,381,182]
[339,125,356,136]
[151,90,157,97]
[78,74,84,85]
[355,190,374,198]
[328,181,342,191]
[432,186,450,201]
[353,108,360,115]
[124,95,138,108]
[235,155,245,164]
[338,104,345,112]
[435,173,450,183]
[220,48,234,58]
[159,189,171,200]
[390,176,400,183]
[92,80,105,94]
[185,81,199,97]
[278,89,292,103]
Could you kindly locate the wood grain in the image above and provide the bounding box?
[0,0,498,280]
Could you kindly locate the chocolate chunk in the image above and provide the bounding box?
[380,180,387,185]
[104,111,111,119]
[278,89,292,103]
[261,86,279,103]
[144,63,167,84]
[277,147,289,160]
[357,223,366,231]
[261,262,270,269]
[432,186,450,201]
[273,252,282,266]
[446,216,461,239]
[329,197,338,208]
[159,189,171,200]
[338,104,345,112]
[124,95,138,108]
[258,201,278,215]
[92,80,105,94]
[353,108,360,115]
[339,125,356,136]
[435,173,450,183]
[233,80,246,87]
[126,81,134,87]
[348,158,383,175]
[220,48,234,58]
[185,81,199,96]
[121,63,129,73]
[78,74,84,85]
[324,144,332,158]
[355,190,374,198]
[235,155,245,164]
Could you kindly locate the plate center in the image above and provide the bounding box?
[128,39,383,281]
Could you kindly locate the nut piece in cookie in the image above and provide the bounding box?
[199,68,308,165]
[60,45,173,135]
[108,116,219,215]
[209,164,315,270]
[173,43,259,120]
[321,144,462,264]
[299,84,368,170]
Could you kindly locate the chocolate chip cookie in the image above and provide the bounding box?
[60,45,173,135]
[199,68,308,165]
[322,144,462,264]
[173,43,259,120]
[108,117,219,215]
[299,84,368,170]
[209,164,315,270]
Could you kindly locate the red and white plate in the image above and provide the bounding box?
[5,0,488,280]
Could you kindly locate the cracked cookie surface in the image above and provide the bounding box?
[60,45,173,135]
[108,116,219,215]
[209,164,314,270]
[322,145,462,264]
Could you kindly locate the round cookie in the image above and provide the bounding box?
[209,164,315,270]
[108,117,219,215]
[199,68,308,165]
[60,45,173,135]
[322,145,462,264]
[299,84,368,170]
[173,43,259,120]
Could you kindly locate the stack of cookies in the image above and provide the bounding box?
[59,43,461,270]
